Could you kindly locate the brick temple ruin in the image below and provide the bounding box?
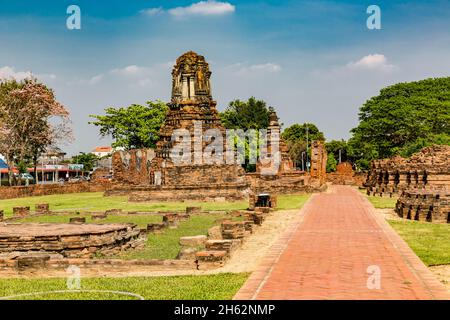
[365,144,450,223]
[108,51,327,201]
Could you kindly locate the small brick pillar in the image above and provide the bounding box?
[17,254,50,270]
[163,213,178,228]
[13,206,30,217]
[270,195,278,208]
[35,203,50,214]
[105,208,122,215]
[221,221,246,239]
[70,217,86,224]
[147,222,166,232]
[248,194,256,210]
[186,207,201,214]
[91,212,107,220]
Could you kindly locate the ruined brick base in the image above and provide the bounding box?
[106,183,250,202]
[0,223,144,258]
[395,190,449,223]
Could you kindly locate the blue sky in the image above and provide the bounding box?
[1,0,450,155]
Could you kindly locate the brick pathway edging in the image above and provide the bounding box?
[233,194,317,300]
[359,191,450,300]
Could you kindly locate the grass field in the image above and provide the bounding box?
[365,194,398,209]
[0,273,249,300]
[388,220,450,266]
[119,213,233,260]
[0,192,248,217]
[17,213,162,228]
[0,192,310,217]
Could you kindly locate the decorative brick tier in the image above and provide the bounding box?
[0,223,143,258]
[366,145,450,196]
[395,190,449,223]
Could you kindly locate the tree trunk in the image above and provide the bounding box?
[6,155,14,186]
[33,154,38,184]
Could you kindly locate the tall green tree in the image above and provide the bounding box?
[282,123,325,145]
[220,97,274,130]
[349,77,450,169]
[282,123,325,170]
[325,139,349,163]
[90,100,169,150]
[220,97,275,172]
[326,152,338,173]
[71,152,99,173]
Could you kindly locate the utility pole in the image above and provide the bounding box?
[306,125,309,172]
[339,149,342,163]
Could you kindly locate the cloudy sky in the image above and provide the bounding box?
[1,0,450,155]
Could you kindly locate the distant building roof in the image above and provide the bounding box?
[93,146,112,153]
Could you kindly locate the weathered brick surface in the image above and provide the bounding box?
[13,206,30,217]
[221,221,246,239]
[179,235,207,247]
[69,217,86,224]
[91,212,107,220]
[147,222,166,233]
[0,182,111,200]
[186,207,201,214]
[35,203,50,214]
[327,162,366,186]
[0,223,143,258]
[196,250,228,270]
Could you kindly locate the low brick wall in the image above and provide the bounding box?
[0,182,111,200]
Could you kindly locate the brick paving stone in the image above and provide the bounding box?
[234,186,449,300]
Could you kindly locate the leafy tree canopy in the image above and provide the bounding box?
[325,139,350,163]
[220,97,274,130]
[71,152,99,173]
[349,77,450,169]
[90,100,169,150]
[282,123,325,145]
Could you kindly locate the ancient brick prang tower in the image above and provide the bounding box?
[148,51,246,188]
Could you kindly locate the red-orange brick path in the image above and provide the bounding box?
[234,186,449,300]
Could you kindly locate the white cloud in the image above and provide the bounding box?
[140,7,164,16]
[248,63,281,72]
[89,74,103,85]
[0,66,33,81]
[168,1,235,17]
[347,54,396,72]
[110,65,146,76]
[225,62,282,75]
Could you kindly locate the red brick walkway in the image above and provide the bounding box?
[234,186,449,300]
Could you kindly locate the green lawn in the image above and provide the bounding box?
[0,273,249,300]
[118,213,232,260]
[17,214,162,228]
[365,194,398,209]
[276,194,310,210]
[0,192,310,217]
[389,220,450,266]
